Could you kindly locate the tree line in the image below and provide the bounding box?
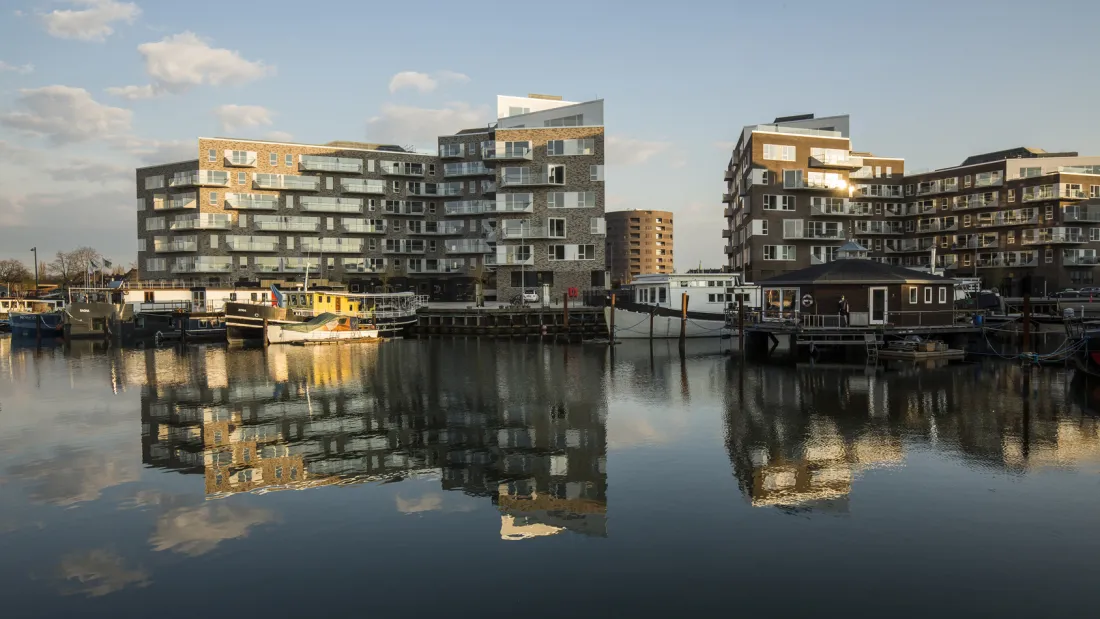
[0,248,130,296]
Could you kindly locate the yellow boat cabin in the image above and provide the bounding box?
[283,291,361,315]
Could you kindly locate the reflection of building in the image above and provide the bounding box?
[139,341,608,539]
[606,209,674,284]
[724,361,1100,511]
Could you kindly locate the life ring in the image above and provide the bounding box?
[568,287,578,298]
[154,330,163,345]
[801,294,814,308]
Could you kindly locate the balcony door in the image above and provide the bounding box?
[868,287,887,325]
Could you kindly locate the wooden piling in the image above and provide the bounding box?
[609,294,616,343]
[738,301,745,349]
[1022,293,1031,353]
[563,292,569,331]
[262,318,269,347]
[680,293,688,343]
[35,313,41,341]
[649,308,654,340]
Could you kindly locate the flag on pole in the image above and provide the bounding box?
[103,259,113,268]
[270,284,284,308]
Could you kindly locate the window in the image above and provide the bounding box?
[579,244,595,260]
[548,217,566,238]
[237,172,246,185]
[1008,189,1015,202]
[963,215,971,227]
[1020,166,1042,178]
[428,163,435,175]
[875,166,882,178]
[544,114,583,127]
[548,245,565,261]
[285,154,293,167]
[939,287,947,304]
[508,106,530,116]
[763,195,795,211]
[1045,205,1054,221]
[1092,185,1100,198]
[1008,231,1015,244]
[589,165,603,181]
[1092,228,1100,242]
[144,175,165,190]
[208,149,216,162]
[909,287,918,304]
[269,152,277,165]
[1045,248,1054,263]
[763,245,795,260]
[762,144,796,161]
[924,287,932,304]
[760,220,768,235]
[209,192,217,206]
[964,175,972,188]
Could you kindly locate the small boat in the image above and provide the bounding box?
[266,312,379,345]
[63,301,119,339]
[9,309,64,338]
[606,271,759,339]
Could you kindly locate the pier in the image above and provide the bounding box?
[410,305,607,341]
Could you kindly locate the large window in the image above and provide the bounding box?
[544,114,583,127]
[763,195,795,211]
[763,144,796,161]
[548,218,566,238]
[763,245,795,261]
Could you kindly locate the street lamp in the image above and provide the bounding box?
[30,247,37,297]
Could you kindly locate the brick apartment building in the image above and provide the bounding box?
[722,114,1100,294]
[605,209,674,284]
[135,94,607,302]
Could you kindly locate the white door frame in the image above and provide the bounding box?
[868,286,888,325]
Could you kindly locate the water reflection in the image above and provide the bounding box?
[725,360,1100,510]
[137,341,609,540]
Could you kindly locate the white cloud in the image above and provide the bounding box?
[388,70,470,94]
[0,86,132,144]
[107,31,274,98]
[41,0,140,42]
[58,549,149,598]
[265,130,294,142]
[606,136,672,166]
[112,137,196,165]
[0,61,34,74]
[367,102,490,148]
[46,160,132,184]
[104,84,157,100]
[150,503,274,556]
[713,141,737,151]
[214,104,274,133]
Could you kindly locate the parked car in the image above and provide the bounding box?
[522,290,539,303]
[1076,286,1100,297]
[1052,288,1080,298]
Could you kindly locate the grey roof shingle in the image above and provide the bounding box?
[757,259,955,285]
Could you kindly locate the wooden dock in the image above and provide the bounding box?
[410,306,607,341]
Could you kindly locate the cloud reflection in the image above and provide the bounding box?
[149,502,274,556]
[58,549,149,598]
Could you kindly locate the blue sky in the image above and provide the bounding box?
[1,0,1098,270]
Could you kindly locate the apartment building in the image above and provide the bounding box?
[722,114,905,283]
[605,209,674,284]
[722,116,1100,293]
[135,94,606,301]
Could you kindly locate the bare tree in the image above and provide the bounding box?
[0,259,31,296]
[48,247,101,288]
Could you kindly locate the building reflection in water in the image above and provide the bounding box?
[725,361,1100,511]
[137,341,608,540]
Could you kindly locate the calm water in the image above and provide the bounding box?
[2,336,1100,618]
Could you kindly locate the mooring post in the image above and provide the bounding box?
[738,302,745,343]
[609,294,616,343]
[563,292,569,333]
[35,313,41,341]
[262,317,269,348]
[1022,293,1031,353]
[680,293,688,343]
[649,308,654,340]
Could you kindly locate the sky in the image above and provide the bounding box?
[1,0,1099,271]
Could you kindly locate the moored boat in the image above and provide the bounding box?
[9,309,65,338]
[266,313,380,345]
[607,271,759,339]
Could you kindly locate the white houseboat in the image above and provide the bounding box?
[607,272,760,339]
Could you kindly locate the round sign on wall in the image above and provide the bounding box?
[801,294,814,307]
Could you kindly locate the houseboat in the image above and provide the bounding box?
[1,298,62,333]
[266,313,380,345]
[607,272,760,339]
[8,300,65,338]
[225,288,424,343]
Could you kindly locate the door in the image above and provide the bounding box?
[869,287,888,325]
[191,289,206,312]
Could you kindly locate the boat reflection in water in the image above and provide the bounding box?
[137,340,608,540]
[724,361,1100,511]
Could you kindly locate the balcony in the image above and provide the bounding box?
[340,179,387,195]
[444,162,491,177]
[170,214,231,230]
[724,169,735,181]
[916,179,958,196]
[408,260,467,274]
[783,177,846,191]
[974,211,1038,228]
[1021,227,1085,245]
[500,222,562,240]
[916,219,958,233]
[724,245,735,255]
[500,170,565,188]
[225,237,280,252]
[301,239,364,253]
[224,151,257,167]
[158,193,197,211]
[439,144,466,159]
[853,184,904,199]
[782,221,845,241]
[722,229,732,239]
[383,201,426,216]
[1063,251,1100,266]
[383,241,426,254]
[254,216,319,232]
[154,238,198,253]
[914,203,938,216]
[172,258,232,274]
[406,184,440,197]
[722,193,735,203]
[884,205,916,218]
[1061,188,1089,200]
[380,161,425,176]
[342,220,387,234]
[494,249,534,266]
[977,252,1037,269]
[1022,189,1056,203]
[1064,208,1100,223]
[409,222,464,236]
[299,155,363,174]
[936,256,959,270]
[810,200,872,217]
[809,153,864,170]
[299,196,363,214]
[268,258,319,274]
[342,259,385,273]
[884,240,934,254]
[445,200,495,216]
[253,174,320,191]
[446,239,491,254]
[854,221,903,235]
[483,142,532,161]
[953,237,999,250]
[953,196,1000,210]
[169,170,230,188]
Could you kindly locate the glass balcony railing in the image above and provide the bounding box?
[253,217,319,232]
[154,239,198,253]
[225,237,280,252]
[444,162,491,177]
[170,214,231,230]
[342,220,387,234]
[339,179,387,194]
[226,193,279,210]
[299,155,363,173]
[169,170,230,187]
[300,239,364,253]
[299,197,363,213]
[172,258,231,273]
[444,200,495,216]
[446,240,491,254]
[253,174,320,191]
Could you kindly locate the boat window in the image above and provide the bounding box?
[659,287,667,304]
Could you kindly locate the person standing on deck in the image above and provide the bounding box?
[838,295,850,327]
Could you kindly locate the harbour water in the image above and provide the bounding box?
[2,336,1100,617]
